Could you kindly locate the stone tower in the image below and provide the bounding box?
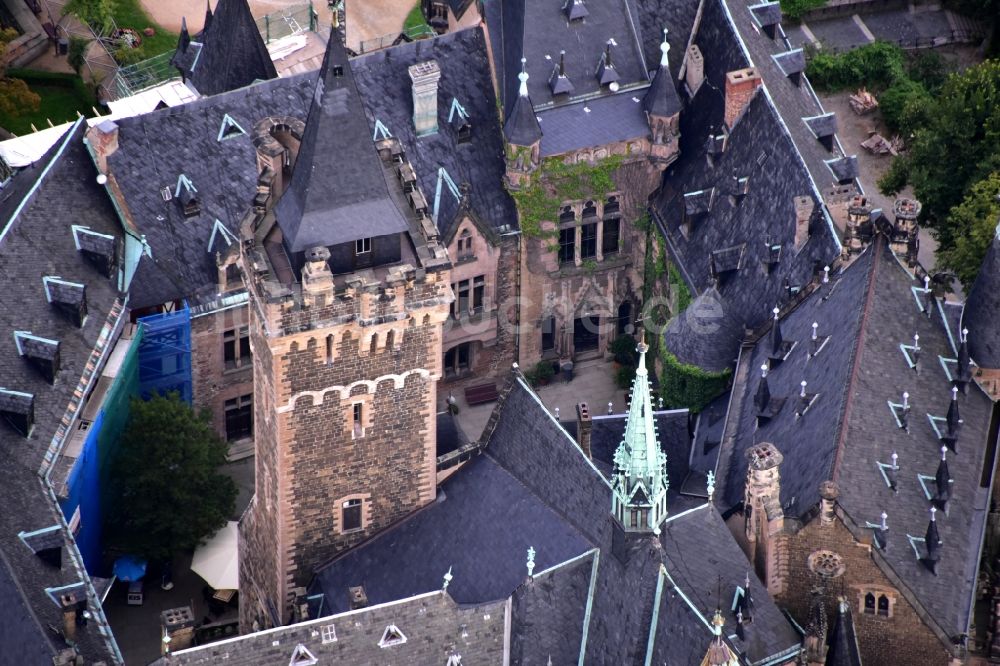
[237,34,452,630]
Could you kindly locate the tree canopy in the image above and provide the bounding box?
[936,172,1000,290]
[105,392,237,563]
[0,28,41,123]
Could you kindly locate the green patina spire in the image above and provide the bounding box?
[612,333,669,534]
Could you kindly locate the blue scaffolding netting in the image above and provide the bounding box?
[137,305,193,403]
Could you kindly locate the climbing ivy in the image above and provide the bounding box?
[657,345,731,414]
[511,154,625,238]
[667,261,692,314]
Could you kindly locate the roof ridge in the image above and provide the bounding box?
[830,238,883,483]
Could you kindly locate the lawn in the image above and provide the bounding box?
[111,0,177,60]
[0,70,96,135]
[403,1,433,38]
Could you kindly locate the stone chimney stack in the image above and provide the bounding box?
[724,67,762,129]
[349,585,369,610]
[60,593,81,644]
[160,606,196,655]
[685,45,704,94]
[409,60,442,137]
[744,442,786,594]
[576,402,592,458]
[818,480,839,524]
[85,120,120,174]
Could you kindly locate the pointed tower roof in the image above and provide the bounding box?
[934,445,951,506]
[963,215,1000,369]
[186,0,277,96]
[611,334,669,534]
[273,35,408,254]
[504,58,542,147]
[642,29,681,118]
[203,0,214,33]
[825,598,863,666]
[701,610,739,666]
[169,17,199,77]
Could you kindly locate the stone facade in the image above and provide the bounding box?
[189,306,255,444]
[439,211,518,401]
[515,150,662,368]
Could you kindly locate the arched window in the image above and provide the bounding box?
[863,593,876,614]
[559,206,575,224]
[582,200,598,218]
[877,595,890,617]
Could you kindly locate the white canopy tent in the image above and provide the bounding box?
[191,521,239,591]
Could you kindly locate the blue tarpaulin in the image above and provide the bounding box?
[113,555,147,582]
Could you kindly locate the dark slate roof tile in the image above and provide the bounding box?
[352,28,519,239]
[654,0,840,371]
[163,591,507,665]
[537,93,650,157]
[727,0,852,190]
[634,0,700,81]
[108,73,316,308]
[826,155,859,183]
[490,0,649,111]
[804,112,838,139]
[772,48,806,78]
[0,122,124,663]
[183,0,277,96]
[274,36,409,253]
[436,410,468,457]
[962,220,1000,368]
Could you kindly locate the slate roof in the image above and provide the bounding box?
[352,28,519,239]
[176,0,278,97]
[435,410,468,457]
[537,92,652,157]
[107,73,316,308]
[643,47,683,118]
[314,374,801,664]
[962,219,1000,369]
[485,0,649,112]
[826,601,863,666]
[0,121,125,663]
[275,36,409,253]
[161,590,507,665]
[726,0,853,193]
[634,0,701,81]
[717,237,997,647]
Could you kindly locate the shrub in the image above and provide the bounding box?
[878,78,931,134]
[68,37,89,72]
[878,157,909,196]
[806,41,906,91]
[610,336,637,366]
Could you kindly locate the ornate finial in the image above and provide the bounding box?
[902,391,909,409]
[800,380,808,398]
[811,322,818,341]
[554,406,560,420]
[608,401,613,415]
[913,333,920,350]
[761,363,768,378]
[951,386,958,401]
[518,58,530,97]
[962,327,968,343]
[711,608,725,637]
[658,396,664,409]
[772,306,780,320]
[880,511,888,531]
[930,505,937,521]
[823,265,830,283]
[941,444,948,461]
[526,546,536,577]
[443,566,453,591]
[659,28,670,67]
[891,451,899,469]
[707,470,715,500]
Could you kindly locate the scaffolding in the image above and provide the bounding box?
[137,305,193,403]
[257,2,317,44]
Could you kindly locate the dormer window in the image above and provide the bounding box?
[378,624,407,648]
[0,388,34,437]
[217,113,247,141]
[175,174,200,218]
[448,98,472,143]
[43,276,87,328]
[14,332,60,384]
[595,40,619,87]
[563,0,589,21]
[72,225,117,278]
[356,238,372,255]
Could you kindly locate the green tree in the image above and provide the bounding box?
[0,29,41,122]
[65,0,115,34]
[105,393,237,562]
[936,172,1000,290]
[886,60,1000,250]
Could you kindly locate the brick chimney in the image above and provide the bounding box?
[60,593,82,644]
[160,606,196,655]
[85,120,120,174]
[409,60,442,137]
[724,68,762,129]
[685,45,704,94]
[576,402,592,458]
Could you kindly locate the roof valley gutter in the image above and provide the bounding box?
[532,82,652,112]
[713,342,751,510]
[0,117,83,245]
[621,0,648,77]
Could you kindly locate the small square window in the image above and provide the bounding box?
[342,499,362,532]
[356,238,372,255]
[320,623,337,644]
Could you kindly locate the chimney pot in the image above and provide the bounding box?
[160,606,196,655]
[409,60,442,137]
[685,45,704,94]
